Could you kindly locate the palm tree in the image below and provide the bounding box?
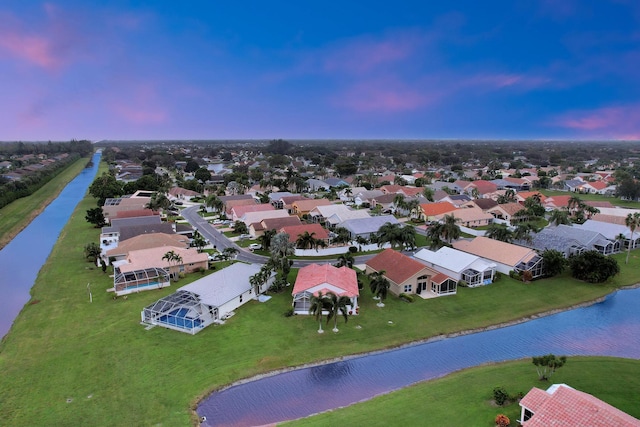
[426,222,444,249]
[222,247,238,260]
[625,212,640,264]
[84,242,102,263]
[376,222,403,248]
[441,214,461,243]
[191,230,207,252]
[146,192,171,211]
[485,223,514,243]
[422,187,434,202]
[205,194,224,212]
[405,199,421,220]
[514,223,538,243]
[548,209,570,226]
[162,250,183,280]
[296,231,318,250]
[335,252,355,269]
[400,225,416,250]
[259,229,276,251]
[344,187,353,200]
[309,291,329,333]
[568,195,584,213]
[326,292,350,332]
[368,271,390,307]
[393,194,407,215]
[354,235,369,251]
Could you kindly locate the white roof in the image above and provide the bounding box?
[242,209,291,224]
[180,263,261,307]
[594,207,640,217]
[575,220,632,240]
[414,247,495,273]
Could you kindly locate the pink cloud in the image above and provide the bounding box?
[551,104,640,139]
[333,79,435,113]
[462,73,552,91]
[110,84,168,124]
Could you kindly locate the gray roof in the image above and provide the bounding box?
[219,194,254,202]
[414,247,495,273]
[574,220,632,240]
[341,215,399,235]
[518,224,611,254]
[324,177,349,187]
[267,192,295,201]
[119,223,175,242]
[102,215,162,233]
[180,263,262,307]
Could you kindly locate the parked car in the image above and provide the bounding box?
[249,243,261,250]
[239,234,251,240]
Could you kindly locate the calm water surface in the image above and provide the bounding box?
[197,287,640,426]
[0,152,101,338]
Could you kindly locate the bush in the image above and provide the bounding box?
[569,250,620,283]
[348,246,358,253]
[399,293,414,303]
[495,414,510,427]
[509,270,521,280]
[521,270,533,282]
[493,272,502,282]
[283,308,294,317]
[493,386,510,406]
[458,280,468,288]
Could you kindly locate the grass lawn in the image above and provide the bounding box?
[540,190,640,209]
[283,357,640,426]
[1,191,640,426]
[0,157,89,250]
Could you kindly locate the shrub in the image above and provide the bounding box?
[283,308,294,317]
[399,293,414,303]
[493,272,502,282]
[521,270,533,282]
[458,280,468,288]
[495,414,510,427]
[348,246,358,253]
[569,250,620,283]
[493,386,510,406]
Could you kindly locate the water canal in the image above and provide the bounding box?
[0,151,101,339]
[197,287,640,426]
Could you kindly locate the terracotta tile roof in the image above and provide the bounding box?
[224,198,257,214]
[366,249,433,284]
[436,206,494,223]
[516,191,547,203]
[280,223,329,243]
[420,201,458,217]
[292,198,332,212]
[169,187,200,197]
[473,198,499,210]
[545,195,571,208]
[504,176,528,185]
[453,236,537,266]
[581,180,608,190]
[470,180,498,194]
[521,384,640,427]
[491,202,525,216]
[261,216,301,230]
[106,233,189,257]
[591,214,628,225]
[114,209,158,219]
[231,203,274,217]
[292,264,358,297]
[119,246,208,273]
[430,273,450,284]
[586,201,614,208]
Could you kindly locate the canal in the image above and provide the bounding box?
[0,151,101,339]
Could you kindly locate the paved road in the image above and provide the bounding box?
[181,205,377,268]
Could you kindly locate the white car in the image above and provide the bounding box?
[249,243,261,250]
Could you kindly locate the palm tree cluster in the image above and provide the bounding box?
[145,192,171,212]
[426,214,461,249]
[309,291,351,333]
[625,212,640,264]
[249,264,273,296]
[295,231,327,251]
[367,270,390,307]
[373,222,416,250]
[162,250,183,280]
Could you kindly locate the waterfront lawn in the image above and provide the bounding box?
[1,192,639,426]
[283,357,640,426]
[540,189,640,209]
[0,157,89,249]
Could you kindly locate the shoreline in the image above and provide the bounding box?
[191,283,640,420]
[0,157,91,251]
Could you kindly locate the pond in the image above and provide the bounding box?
[0,152,101,339]
[197,286,640,426]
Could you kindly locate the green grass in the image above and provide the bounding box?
[283,357,640,426]
[540,189,640,209]
[0,157,89,249]
[1,190,640,426]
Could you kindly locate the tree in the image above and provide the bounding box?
[335,252,355,269]
[485,223,514,243]
[296,231,320,250]
[532,354,567,381]
[440,214,461,243]
[309,291,329,333]
[542,249,567,277]
[368,270,390,307]
[233,221,249,235]
[84,242,101,263]
[88,172,123,205]
[513,223,538,243]
[259,229,277,251]
[426,222,444,249]
[191,230,207,252]
[205,194,224,213]
[146,192,171,211]
[85,207,106,228]
[249,266,271,297]
[194,167,211,184]
[422,187,434,202]
[184,159,200,173]
[162,250,183,279]
[332,227,351,245]
[326,292,350,332]
[625,212,640,264]
[569,250,620,283]
[548,209,570,226]
[222,247,238,260]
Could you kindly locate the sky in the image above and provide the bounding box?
[1,1,640,142]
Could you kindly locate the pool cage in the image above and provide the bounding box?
[113,267,170,296]
[141,290,210,334]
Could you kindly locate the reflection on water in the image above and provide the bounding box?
[0,152,101,339]
[198,288,640,426]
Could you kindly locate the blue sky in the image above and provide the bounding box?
[1,1,640,141]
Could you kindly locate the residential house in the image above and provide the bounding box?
[576,219,640,249]
[291,263,359,315]
[231,204,274,222]
[306,178,329,191]
[379,185,424,198]
[115,245,208,282]
[102,195,152,223]
[414,247,496,287]
[366,249,457,297]
[141,263,273,334]
[439,194,473,208]
[339,186,367,202]
[310,204,371,227]
[291,198,332,217]
[274,195,306,212]
[353,189,385,207]
[472,198,499,212]
[435,206,493,228]
[515,191,546,205]
[468,180,498,197]
[519,224,621,257]
[281,223,330,245]
[453,236,544,278]
[100,215,166,252]
[487,202,526,223]
[241,209,291,227]
[224,198,258,216]
[519,383,640,427]
[419,202,458,222]
[341,215,400,240]
[576,180,613,195]
[105,232,190,265]
[168,187,200,201]
[248,215,302,238]
[323,177,350,187]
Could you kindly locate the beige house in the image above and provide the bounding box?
[291,198,332,217]
[366,249,457,297]
[115,246,208,280]
[434,206,493,228]
[453,236,543,278]
[105,232,190,264]
[487,202,526,223]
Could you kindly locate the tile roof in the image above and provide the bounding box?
[106,233,189,257]
[292,264,358,297]
[516,191,546,203]
[180,263,263,307]
[414,247,496,273]
[231,203,273,218]
[473,198,499,210]
[490,202,525,216]
[366,249,434,284]
[114,209,159,219]
[436,206,493,223]
[280,223,329,243]
[260,216,302,230]
[420,201,458,217]
[470,180,498,194]
[119,223,175,242]
[292,198,332,212]
[453,236,537,266]
[119,246,207,273]
[521,384,640,427]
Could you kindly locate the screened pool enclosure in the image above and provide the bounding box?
[141,290,213,335]
[113,267,170,296]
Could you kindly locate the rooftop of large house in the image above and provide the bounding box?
[453,236,538,266]
[281,223,329,243]
[420,201,458,217]
[106,233,190,257]
[292,263,358,297]
[366,249,434,284]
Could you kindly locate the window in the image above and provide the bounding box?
[403,284,412,293]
